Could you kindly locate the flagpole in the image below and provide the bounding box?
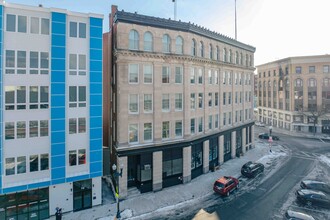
[173,0,177,21]
[235,0,237,40]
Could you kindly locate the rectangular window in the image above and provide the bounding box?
[40,86,49,109]
[190,93,196,110]
[215,114,219,128]
[30,51,38,74]
[78,54,86,75]
[17,86,26,110]
[17,51,26,74]
[30,155,38,172]
[190,118,195,134]
[208,70,212,84]
[162,66,170,83]
[129,124,138,143]
[222,72,226,84]
[144,123,152,141]
[5,158,15,175]
[79,23,86,38]
[235,110,238,122]
[223,113,226,125]
[234,73,238,85]
[198,69,203,84]
[175,120,183,137]
[323,65,329,73]
[214,70,219,84]
[17,121,26,138]
[30,86,38,109]
[6,50,15,74]
[79,118,86,133]
[41,18,50,35]
[17,156,26,174]
[78,149,86,165]
[190,68,195,84]
[69,86,86,108]
[208,115,212,129]
[175,66,183,83]
[143,64,153,83]
[296,66,302,74]
[69,22,77,37]
[40,120,49,137]
[162,121,170,139]
[198,117,203,132]
[6,14,16,32]
[5,86,15,110]
[69,54,77,75]
[240,92,242,103]
[5,122,15,140]
[309,66,315,73]
[208,92,212,107]
[69,150,77,166]
[29,121,38,137]
[198,93,203,108]
[235,92,238,104]
[175,93,183,111]
[129,94,139,113]
[18,15,27,33]
[69,118,77,134]
[215,92,219,106]
[129,64,139,83]
[40,154,49,170]
[31,17,39,34]
[223,92,226,105]
[79,86,86,107]
[144,94,152,113]
[162,94,170,111]
[228,92,232,105]
[228,112,232,124]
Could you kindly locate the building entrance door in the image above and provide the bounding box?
[73,179,92,211]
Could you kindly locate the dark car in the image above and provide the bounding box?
[300,180,330,194]
[241,161,264,178]
[284,210,315,220]
[296,189,330,208]
[258,133,279,141]
[213,176,239,196]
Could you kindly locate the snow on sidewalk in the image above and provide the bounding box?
[52,141,288,220]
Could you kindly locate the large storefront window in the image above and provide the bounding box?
[236,129,242,156]
[163,148,183,188]
[0,187,49,220]
[224,132,232,162]
[191,143,203,179]
[209,137,218,168]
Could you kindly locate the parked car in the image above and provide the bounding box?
[284,210,315,220]
[258,133,280,140]
[296,189,330,208]
[213,176,239,196]
[300,180,330,194]
[241,161,264,178]
[255,121,265,127]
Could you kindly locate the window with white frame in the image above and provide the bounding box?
[323,65,329,73]
[69,118,86,134]
[16,121,26,139]
[163,34,171,53]
[175,93,183,111]
[129,64,139,83]
[214,70,219,84]
[222,71,226,84]
[129,29,139,50]
[162,94,170,111]
[208,93,212,107]
[5,158,15,175]
[239,73,242,85]
[69,21,86,38]
[228,92,232,105]
[162,121,170,139]
[144,31,153,51]
[5,50,15,74]
[144,123,152,141]
[208,70,212,84]
[5,120,48,140]
[198,117,203,132]
[190,68,196,84]
[30,17,50,35]
[5,122,14,140]
[228,112,232,124]
[129,94,139,113]
[30,51,49,75]
[176,36,183,54]
[69,149,86,166]
[6,14,16,32]
[175,120,183,137]
[190,93,196,110]
[234,73,238,85]
[240,92,243,103]
[162,66,170,83]
[16,86,26,110]
[129,124,138,143]
[215,92,219,106]
[228,72,232,85]
[190,118,195,134]
[175,66,183,84]
[215,114,219,128]
[17,156,26,174]
[144,94,152,113]
[235,92,238,104]
[223,112,226,126]
[69,54,86,75]
[191,39,196,56]
[198,69,203,84]
[40,153,49,170]
[208,115,212,130]
[6,14,27,33]
[198,93,203,108]
[240,110,243,121]
[143,64,153,83]
[69,86,86,108]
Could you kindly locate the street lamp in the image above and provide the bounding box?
[112,163,123,219]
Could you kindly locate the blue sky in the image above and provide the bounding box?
[5,0,330,65]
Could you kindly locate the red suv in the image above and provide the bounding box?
[213,176,239,196]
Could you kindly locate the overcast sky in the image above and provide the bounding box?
[6,0,330,65]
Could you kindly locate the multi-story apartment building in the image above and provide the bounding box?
[0,3,103,219]
[104,5,256,197]
[256,55,330,134]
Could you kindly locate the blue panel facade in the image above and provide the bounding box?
[89,17,103,178]
[0,5,3,194]
[51,12,66,184]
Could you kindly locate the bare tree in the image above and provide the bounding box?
[297,104,329,135]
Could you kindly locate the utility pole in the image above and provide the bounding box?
[235,0,237,40]
[172,0,177,20]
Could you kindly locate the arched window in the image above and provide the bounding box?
[199,41,204,57]
[295,79,303,87]
[209,44,213,59]
[129,29,139,50]
[175,36,183,54]
[223,48,227,62]
[308,78,317,87]
[240,53,243,65]
[162,34,171,53]
[235,51,239,64]
[216,46,219,60]
[143,31,153,51]
[191,39,196,56]
[229,49,232,63]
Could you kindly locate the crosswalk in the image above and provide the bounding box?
[292,151,321,160]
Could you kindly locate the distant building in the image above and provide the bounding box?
[0,2,103,219]
[256,55,330,134]
[104,5,256,197]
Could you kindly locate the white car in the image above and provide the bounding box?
[255,121,265,127]
[284,210,315,220]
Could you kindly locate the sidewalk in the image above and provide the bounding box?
[50,141,288,220]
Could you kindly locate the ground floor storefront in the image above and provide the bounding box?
[113,123,254,198]
[0,177,102,219]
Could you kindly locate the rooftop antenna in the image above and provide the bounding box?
[172,0,177,20]
[235,0,237,40]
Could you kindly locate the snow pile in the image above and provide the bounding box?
[256,150,287,166]
[97,209,133,220]
[319,155,330,167]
